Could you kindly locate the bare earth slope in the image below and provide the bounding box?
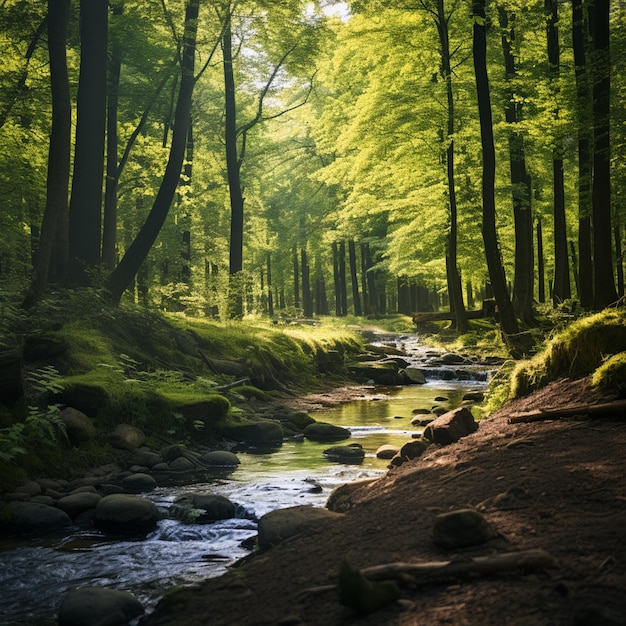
[144,378,626,626]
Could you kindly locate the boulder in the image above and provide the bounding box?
[108,424,145,451]
[347,362,405,386]
[258,505,344,550]
[323,444,365,464]
[172,493,236,523]
[401,368,426,384]
[14,480,42,497]
[60,407,96,446]
[128,449,162,468]
[423,407,478,445]
[221,420,284,446]
[399,439,429,460]
[56,492,102,519]
[303,422,351,443]
[410,414,436,427]
[94,494,160,535]
[463,390,485,402]
[441,353,468,365]
[375,444,399,460]
[168,456,197,472]
[200,450,240,467]
[5,501,72,533]
[432,509,491,549]
[326,479,379,513]
[119,472,157,494]
[161,444,186,463]
[58,586,144,626]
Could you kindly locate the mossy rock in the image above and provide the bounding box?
[591,351,626,396]
[286,411,316,431]
[347,362,404,385]
[229,385,272,402]
[219,419,284,446]
[57,379,112,414]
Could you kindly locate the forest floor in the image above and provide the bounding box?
[145,376,626,626]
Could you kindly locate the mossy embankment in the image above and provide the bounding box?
[0,291,365,489]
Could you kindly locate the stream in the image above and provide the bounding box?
[0,335,493,625]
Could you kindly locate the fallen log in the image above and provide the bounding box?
[412,300,497,325]
[508,399,626,424]
[301,549,556,596]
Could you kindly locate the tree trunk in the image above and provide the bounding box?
[292,244,300,310]
[267,253,274,316]
[472,1,522,356]
[22,0,71,309]
[546,0,571,305]
[364,243,378,315]
[437,0,468,333]
[499,8,535,326]
[572,0,594,308]
[67,0,108,285]
[332,242,341,316]
[107,0,199,304]
[591,0,618,308]
[301,248,313,317]
[338,241,348,316]
[537,218,545,303]
[615,223,624,297]
[360,242,369,314]
[348,240,362,316]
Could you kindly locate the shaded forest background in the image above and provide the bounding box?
[1,0,624,331]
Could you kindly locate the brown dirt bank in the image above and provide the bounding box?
[144,378,626,626]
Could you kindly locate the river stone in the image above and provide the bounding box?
[463,390,485,402]
[30,495,55,506]
[400,438,429,460]
[258,505,344,550]
[441,353,467,365]
[120,473,157,493]
[173,493,236,522]
[411,413,436,426]
[94,494,159,535]
[423,407,478,445]
[60,407,96,446]
[375,444,399,460]
[326,478,380,513]
[323,444,365,464]
[432,508,491,549]
[57,492,102,519]
[200,450,241,467]
[15,480,42,497]
[402,368,426,384]
[168,456,197,472]
[161,443,186,463]
[58,586,144,626]
[347,362,405,385]
[108,424,146,451]
[221,420,284,446]
[128,449,163,468]
[303,422,351,443]
[5,501,72,533]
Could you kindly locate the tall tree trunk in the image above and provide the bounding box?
[292,243,300,310]
[267,253,274,316]
[472,1,522,356]
[301,248,313,317]
[332,242,341,316]
[615,222,624,297]
[499,8,535,326]
[348,240,362,316]
[436,0,468,333]
[22,0,71,308]
[107,0,199,303]
[572,0,593,308]
[338,241,348,316]
[67,0,108,285]
[591,0,618,308]
[546,0,571,305]
[537,218,546,303]
[223,13,245,318]
[102,0,123,271]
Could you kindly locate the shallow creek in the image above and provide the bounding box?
[0,336,492,624]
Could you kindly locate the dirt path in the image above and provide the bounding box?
[144,378,626,625]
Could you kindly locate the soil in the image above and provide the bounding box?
[144,377,626,626]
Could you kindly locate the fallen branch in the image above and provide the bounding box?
[508,400,626,424]
[301,549,556,596]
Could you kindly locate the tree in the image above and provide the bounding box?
[66,0,108,285]
[472,0,522,356]
[107,0,201,303]
[22,0,71,308]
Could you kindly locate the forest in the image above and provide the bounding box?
[0,0,624,341]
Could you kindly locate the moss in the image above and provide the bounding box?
[229,385,272,401]
[511,309,626,398]
[591,351,626,396]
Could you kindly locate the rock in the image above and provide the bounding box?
[412,408,431,414]
[303,422,351,442]
[411,414,436,427]
[5,501,72,533]
[14,480,42,497]
[172,493,236,523]
[402,368,426,384]
[120,473,157,493]
[57,492,102,519]
[60,407,96,446]
[432,508,491,549]
[200,450,240,467]
[375,444,399,460]
[108,424,145,451]
[323,444,365,464]
[348,362,405,385]
[161,444,186,463]
[58,586,144,626]
[258,505,344,550]
[434,396,449,402]
[168,456,197,472]
[423,407,478,445]
[30,495,55,506]
[441,353,467,365]
[399,439,429,460]
[326,479,379,513]
[221,420,284,446]
[128,449,162,468]
[432,406,448,416]
[463,390,485,402]
[94,494,160,535]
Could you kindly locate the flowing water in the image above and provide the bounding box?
[0,336,492,624]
